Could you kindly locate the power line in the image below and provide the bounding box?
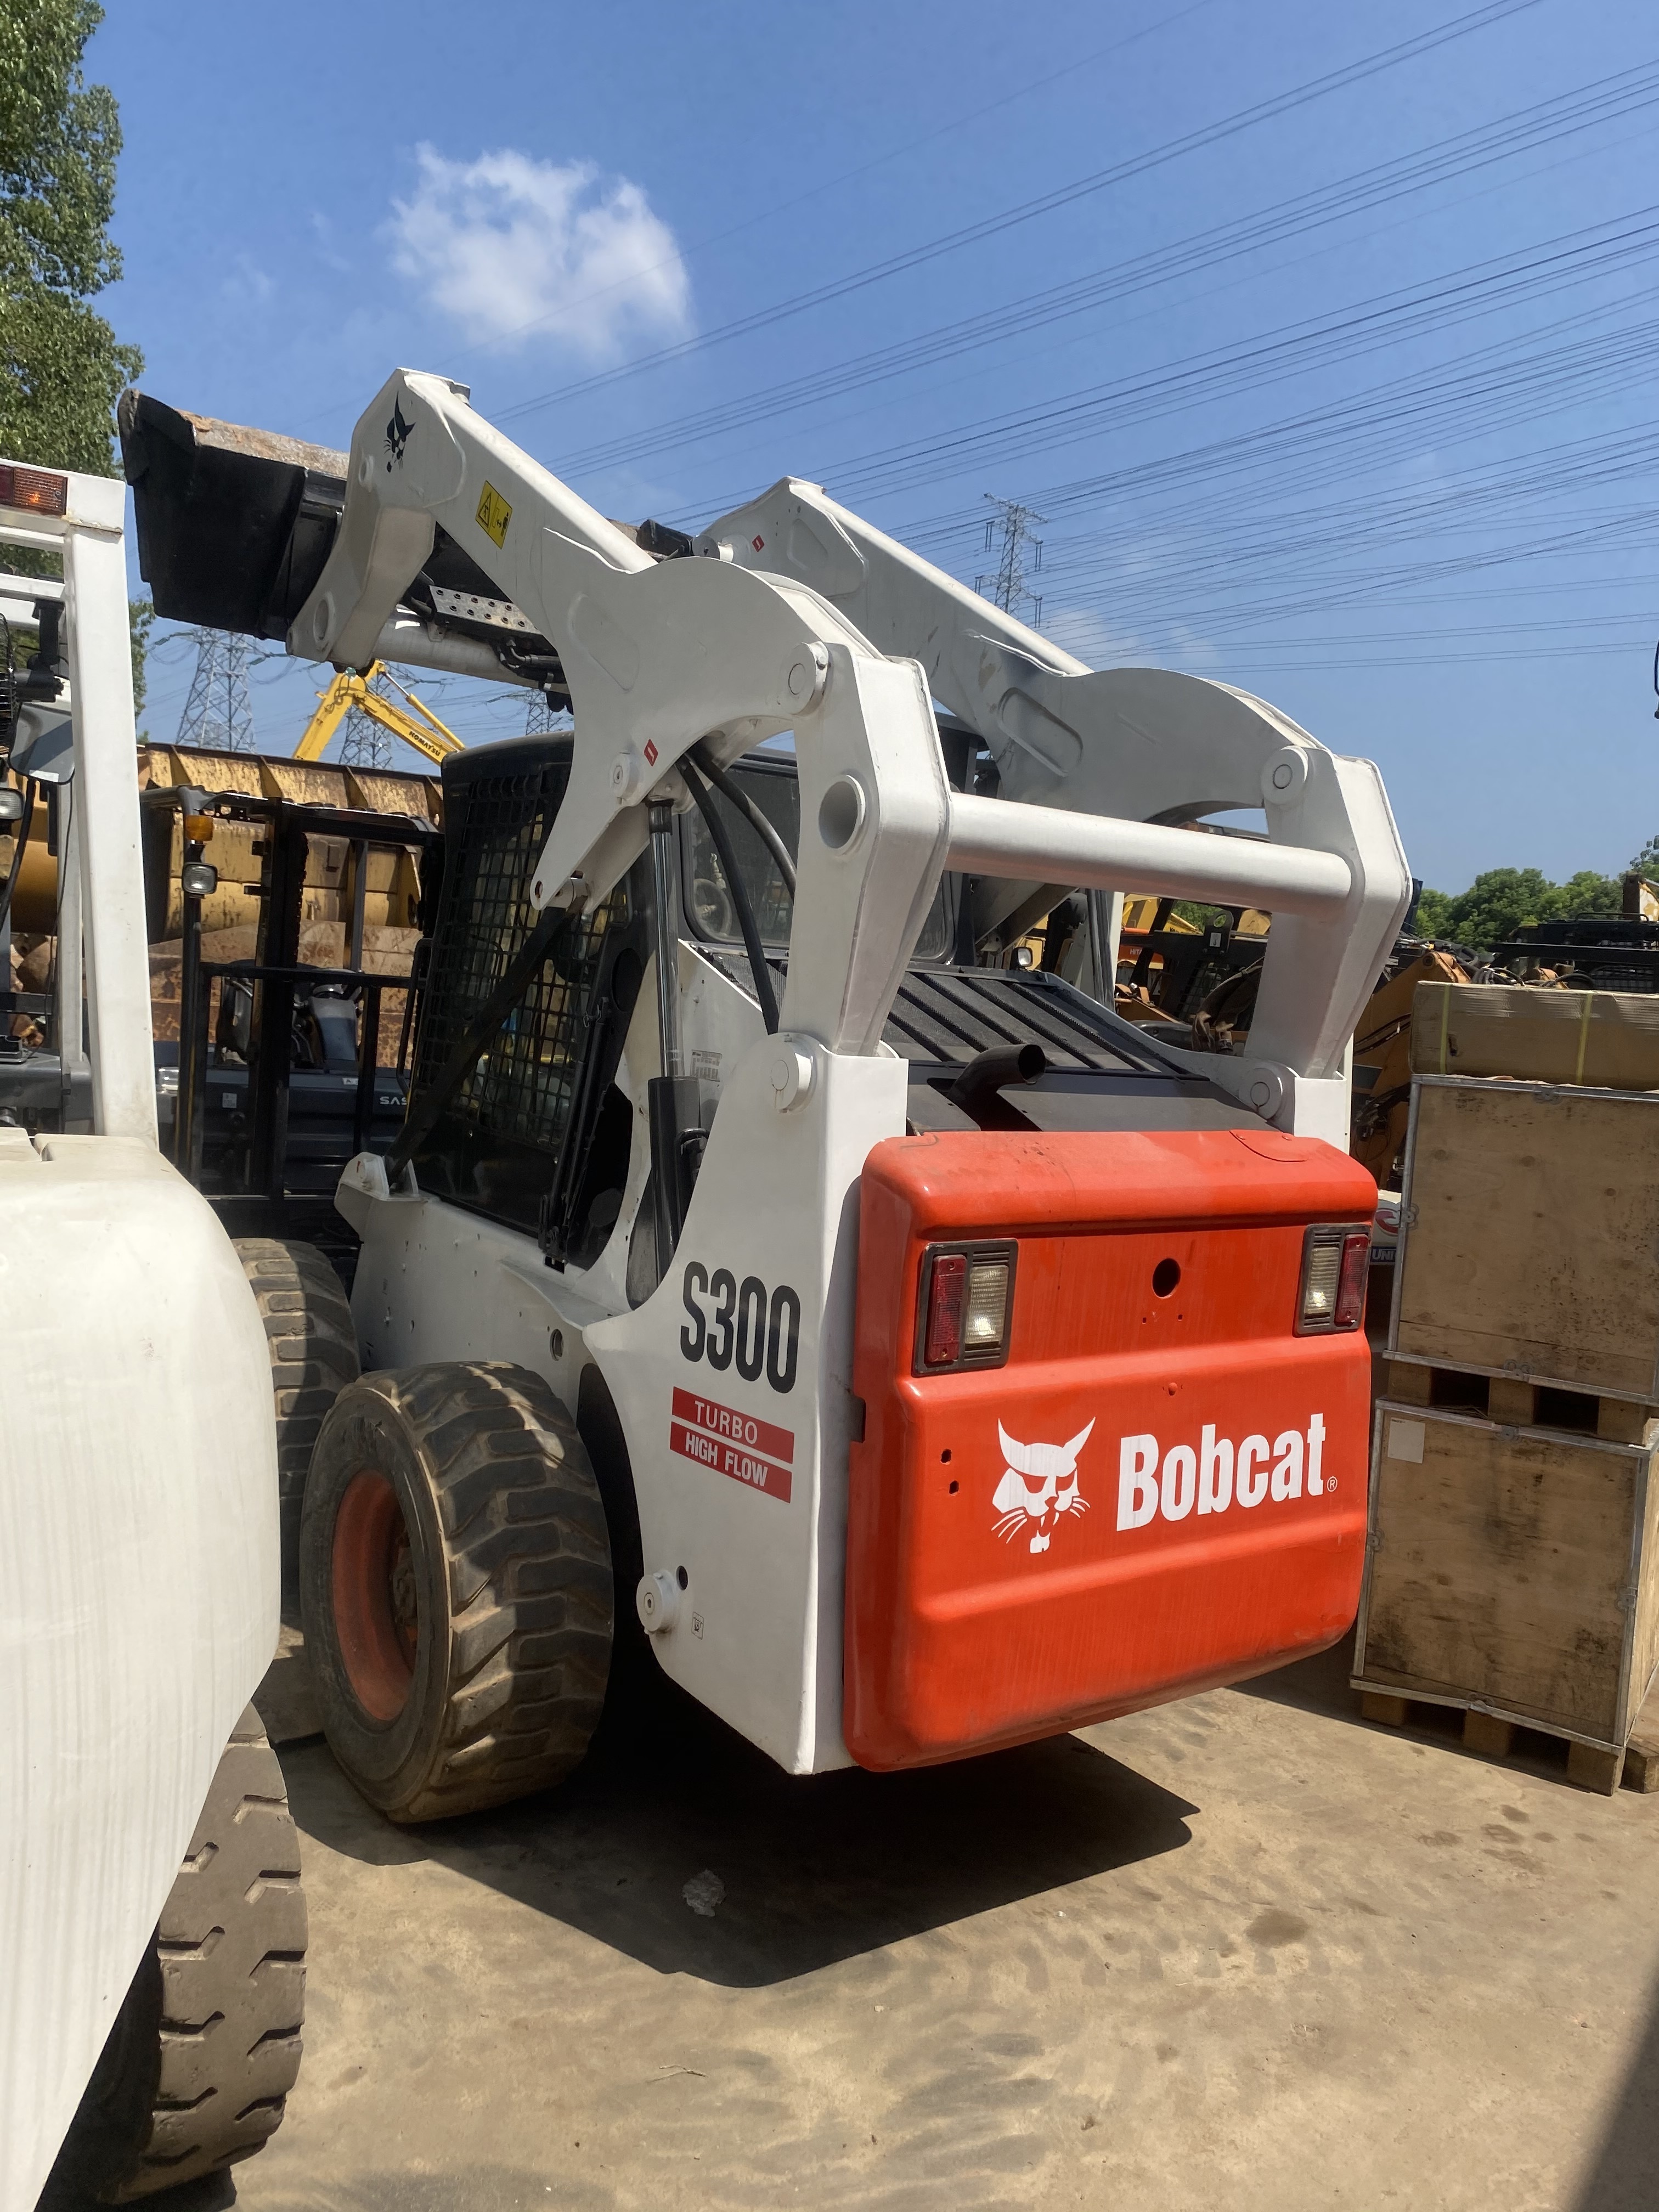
[1015,319,1659,590]
[292,0,1227,432]
[764,215,1659,516]
[500,0,1540,425]
[551,58,1659,487]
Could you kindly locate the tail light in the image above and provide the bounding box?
[1295,1223,1370,1334]
[923,1252,966,1365]
[916,1241,1017,1373]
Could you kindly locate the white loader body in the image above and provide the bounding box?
[0,462,281,2207]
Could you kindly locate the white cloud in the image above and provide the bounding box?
[1044,605,1146,667]
[221,253,274,307]
[388,146,691,359]
[1044,603,1220,674]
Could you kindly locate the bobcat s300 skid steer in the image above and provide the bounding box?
[120,374,1406,1820]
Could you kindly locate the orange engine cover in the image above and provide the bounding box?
[845,1126,1376,1770]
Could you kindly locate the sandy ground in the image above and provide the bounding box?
[223,1633,1656,2212]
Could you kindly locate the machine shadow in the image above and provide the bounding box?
[1575,1971,1659,2212]
[281,1669,1197,1989]
[1228,1627,1361,1721]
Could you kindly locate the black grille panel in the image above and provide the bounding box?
[883,967,1185,1075]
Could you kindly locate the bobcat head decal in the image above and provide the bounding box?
[992,1419,1094,1554]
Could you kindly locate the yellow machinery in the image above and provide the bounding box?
[295,661,464,768]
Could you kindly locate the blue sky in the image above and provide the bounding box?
[95,0,1659,891]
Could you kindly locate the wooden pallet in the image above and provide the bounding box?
[1381,1358,1658,1444]
[1357,1686,1659,1796]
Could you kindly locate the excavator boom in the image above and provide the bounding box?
[295,659,464,767]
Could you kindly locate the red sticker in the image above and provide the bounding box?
[670,1420,792,1502]
[669,1386,794,1503]
[672,1386,793,1463]
[644,738,658,765]
[752,535,765,552]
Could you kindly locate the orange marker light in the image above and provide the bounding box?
[0,464,68,517]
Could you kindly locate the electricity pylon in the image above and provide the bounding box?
[340,668,394,770]
[176,629,256,752]
[976,495,1047,625]
[524,690,571,735]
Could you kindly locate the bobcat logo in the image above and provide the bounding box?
[992,1420,1094,1554]
[383,397,415,471]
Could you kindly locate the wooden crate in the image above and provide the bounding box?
[1391,1076,1659,1402]
[1410,981,1659,1091]
[1353,1401,1659,1759]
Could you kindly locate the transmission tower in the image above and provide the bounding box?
[524,690,571,736]
[339,669,394,771]
[976,495,1048,625]
[176,629,256,752]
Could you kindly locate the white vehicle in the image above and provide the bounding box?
[0,458,305,2208]
[120,375,1404,1822]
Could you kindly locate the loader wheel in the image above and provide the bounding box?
[235,1238,360,1589]
[299,1362,613,1822]
[40,1706,306,2205]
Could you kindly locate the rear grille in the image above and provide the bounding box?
[883,967,1184,1076]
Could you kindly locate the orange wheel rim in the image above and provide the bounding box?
[331,1470,418,1721]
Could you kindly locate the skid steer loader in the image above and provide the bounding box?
[0,458,306,2208]
[119,375,1406,1820]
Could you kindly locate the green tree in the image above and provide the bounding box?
[1411,884,1455,939]
[2,3,149,721]
[0,0,139,473]
[128,590,149,727]
[1629,835,1659,879]
[1555,868,1623,919]
[1412,866,1622,950]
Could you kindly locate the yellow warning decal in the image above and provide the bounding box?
[476,481,512,548]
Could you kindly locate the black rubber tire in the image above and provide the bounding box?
[299,1361,613,1823]
[234,1238,359,1590]
[40,1706,306,2205]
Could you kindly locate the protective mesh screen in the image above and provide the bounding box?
[410,748,627,1227]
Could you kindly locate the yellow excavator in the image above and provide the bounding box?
[295,661,464,767]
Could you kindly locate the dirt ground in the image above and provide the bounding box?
[225,1632,1656,2212]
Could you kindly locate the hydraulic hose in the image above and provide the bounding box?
[692,742,797,896]
[680,756,780,1034]
[0,780,36,933]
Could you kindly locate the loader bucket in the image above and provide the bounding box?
[118,390,346,639]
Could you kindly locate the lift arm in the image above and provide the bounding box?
[699,479,1412,1140]
[283,369,953,1058]
[125,374,1406,1131]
